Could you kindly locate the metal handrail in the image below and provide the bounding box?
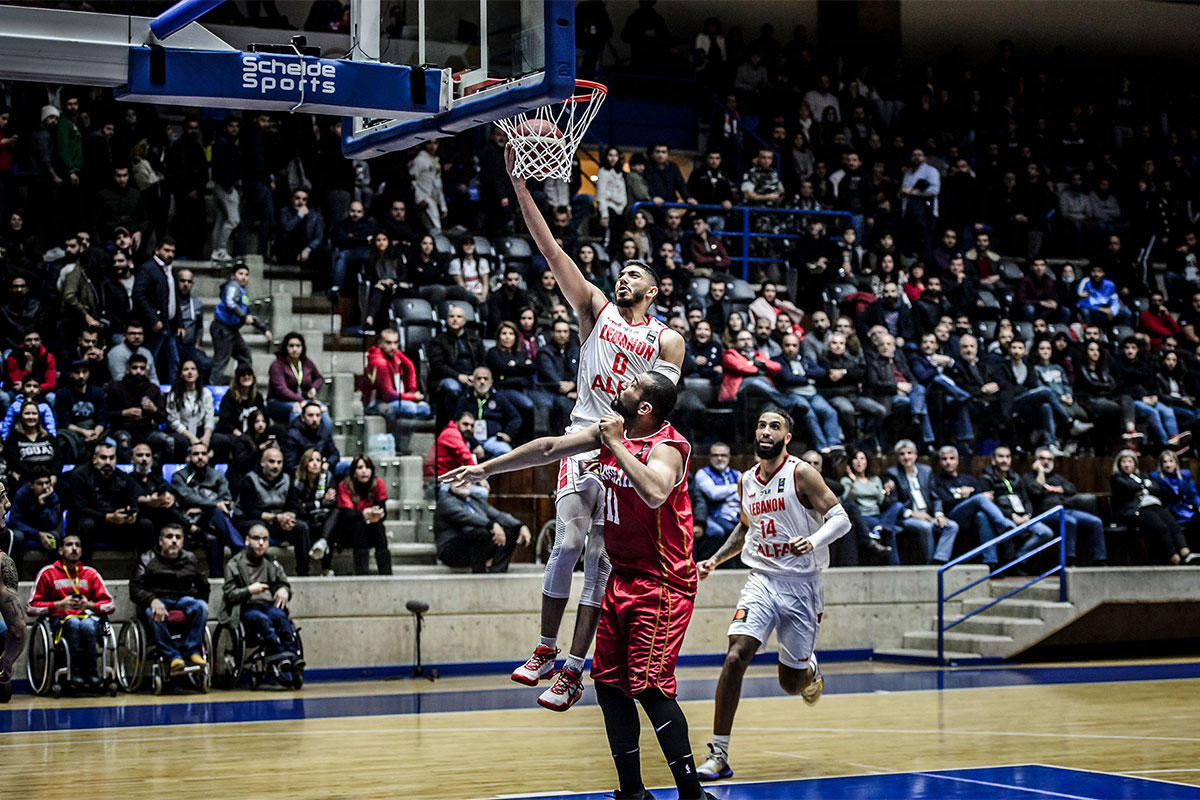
[936,504,1068,664]
[629,201,853,281]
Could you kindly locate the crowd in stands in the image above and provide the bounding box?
[2,7,1200,662]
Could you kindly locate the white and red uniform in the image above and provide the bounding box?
[729,455,826,668]
[589,423,696,697]
[557,302,669,500]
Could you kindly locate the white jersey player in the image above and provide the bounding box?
[695,408,851,781]
[505,146,685,711]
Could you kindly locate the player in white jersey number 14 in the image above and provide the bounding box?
[694,408,852,781]
[505,145,686,711]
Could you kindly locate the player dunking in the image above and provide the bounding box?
[506,149,685,711]
[0,483,26,703]
[695,409,851,781]
[443,373,712,800]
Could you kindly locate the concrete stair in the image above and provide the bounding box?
[877,578,1079,664]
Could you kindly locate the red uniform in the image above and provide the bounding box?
[589,423,696,697]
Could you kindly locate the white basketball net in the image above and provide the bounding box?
[496,81,607,182]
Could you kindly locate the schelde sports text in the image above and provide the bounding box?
[241,56,336,94]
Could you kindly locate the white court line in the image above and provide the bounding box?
[1029,762,1200,789]
[1122,768,1200,774]
[913,771,1096,800]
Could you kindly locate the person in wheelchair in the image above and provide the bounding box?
[26,533,116,691]
[220,524,301,672]
[129,524,210,673]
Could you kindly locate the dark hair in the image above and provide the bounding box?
[125,319,144,332]
[1121,336,1140,348]
[230,364,257,400]
[343,454,378,503]
[759,406,794,432]
[127,353,149,367]
[620,259,660,290]
[638,371,678,421]
[169,359,201,413]
[278,331,307,362]
[156,236,176,249]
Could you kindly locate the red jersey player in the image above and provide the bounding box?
[443,372,713,800]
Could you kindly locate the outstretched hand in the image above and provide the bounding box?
[697,558,718,580]
[441,464,486,488]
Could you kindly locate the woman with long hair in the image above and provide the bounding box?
[1110,450,1193,564]
[290,449,339,576]
[515,307,539,360]
[166,359,216,460]
[838,449,902,559]
[485,321,546,434]
[266,331,327,426]
[448,237,490,306]
[3,400,58,485]
[362,231,409,333]
[1074,339,1138,448]
[213,365,270,462]
[621,209,653,261]
[408,234,474,308]
[337,455,392,575]
[721,310,747,349]
[577,242,613,295]
[227,409,277,486]
[595,146,628,253]
[1151,450,1200,546]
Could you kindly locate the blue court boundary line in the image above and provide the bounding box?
[3,659,1199,734]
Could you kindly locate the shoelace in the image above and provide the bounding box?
[552,671,581,694]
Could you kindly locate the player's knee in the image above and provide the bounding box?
[725,646,754,670]
[779,666,811,695]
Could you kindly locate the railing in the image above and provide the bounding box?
[630,201,854,281]
[936,504,1068,665]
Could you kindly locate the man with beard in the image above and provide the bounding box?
[129,524,210,674]
[62,442,153,560]
[444,373,713,800]
[859,282,915,346]
[108,319,158,383]
[27,532,117,690]
[0,482,26,702]
[106,353,171,459]
[507,148,686,712]
[694,408,850,781]
[132,238,180,382]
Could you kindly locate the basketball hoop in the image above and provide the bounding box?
[496,79,607,182]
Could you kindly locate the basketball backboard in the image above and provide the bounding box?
[342,0,576,157]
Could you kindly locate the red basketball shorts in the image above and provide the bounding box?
[590,572,695,697]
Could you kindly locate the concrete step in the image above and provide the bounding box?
[902,629,1015,658]
[974,598,1075,619]
[988,579,1063,603]
[874,647,987,664]
[935,614,1046,637]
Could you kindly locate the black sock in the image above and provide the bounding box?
[595,682,643,796]
[637,688,704,799]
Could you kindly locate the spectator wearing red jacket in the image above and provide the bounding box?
[1139,292,1181,351]
[719,328,782,403]
[362,329,430,419]
[336,455,391,575]
[5,329,56,398]
[26,532,115,690]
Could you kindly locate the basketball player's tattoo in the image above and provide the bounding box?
[710,523,747,567]
[0,553,26,680]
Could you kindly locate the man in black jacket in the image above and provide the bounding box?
[63,442,153,560]
[129,523,210,672]
[816,332,866,440]
[106,354,172,459]
[979,445,1056,568]
[860,333,935,450]
[428,305,487,417]
[238,446,310,575]
[949,334,1002,443]
[282,401,341,473]
[536,320,579,435]
[132,238,180,382]
[435,482,531,573]
[484,268,529,334]
[54,359,108,464]
[992,338,1070,453]
[453,367,522,459]
[858,282,915,346]
[1022,448,1107,565]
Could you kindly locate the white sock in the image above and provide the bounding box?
[712,734,730,755]
[539,636,556,651]
[563,654,585,674]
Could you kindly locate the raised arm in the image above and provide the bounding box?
[791,461,850,553]
[507,148,605,326]
[441,424,603,486]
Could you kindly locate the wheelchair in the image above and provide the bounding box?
[25,615,120,698]
[211,618,305,690]
[116,610,213,695]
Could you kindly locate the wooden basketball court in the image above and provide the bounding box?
[3,657,1198,799]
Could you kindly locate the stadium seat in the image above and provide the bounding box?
[1112,324,1136,342]
[1015,320,1034,343]
[727,278,756,302]
[687,276,710,305]
[396,298,436,323]
[498,236,533,272]
[999,261,1024,283]
[433,233,455,256]
[439,300,479,329]
[472,235,495,259]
